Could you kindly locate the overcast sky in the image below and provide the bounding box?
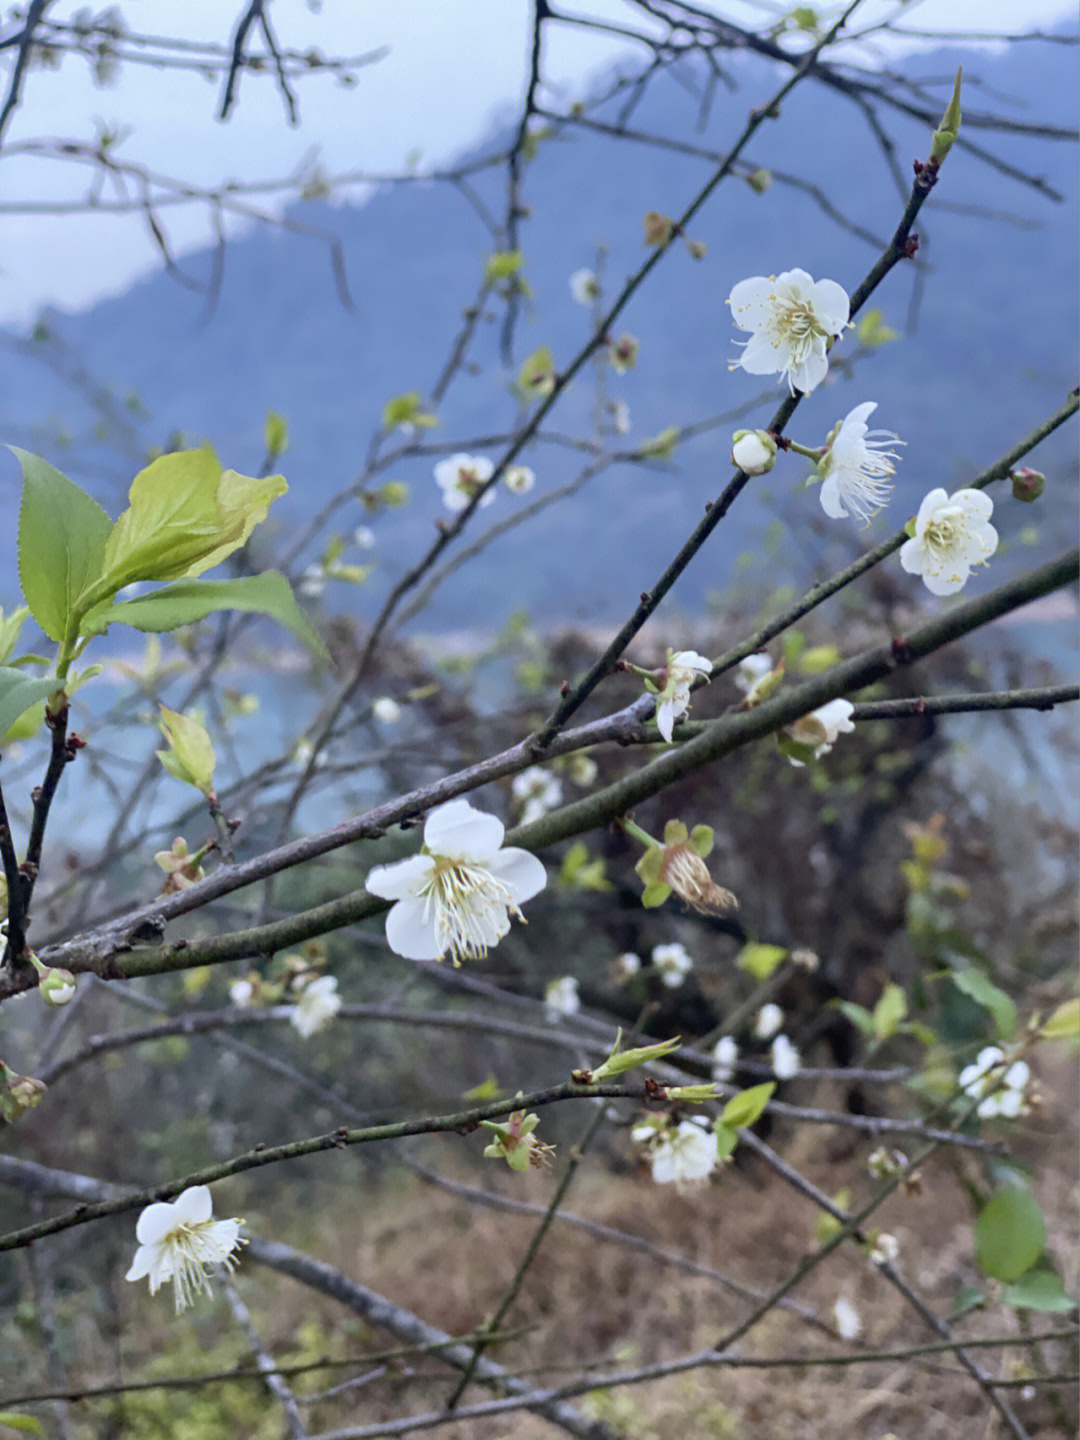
[1,0,1074,325]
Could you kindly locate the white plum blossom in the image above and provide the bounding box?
[771,1033,801,1079]
[728,269,850,394]
[611,951,641,982]
[125,1186,243,1312]
[504,465,535,494]
[434,454,495,512]
[959,1046,1032,1119]
[372,696,401,724]
[511,766,563,824]
[712,1035,739,1083]
[290,975,342,1039]
[545,975,581,1019]
[731,429,777,476]
[654,650,712,743]
[230,977,256,1008]
[833,1296,863,1341]
[569,268,600,305]
[900,487,998,596]
[784,698,855,766]
[734,652,774,700]
[818,402,902,524]
[299,563,325,598]
[869,1232,900,1266]
[754,1003,784,1040]
[645,1119,717,1185]
[353,525,376,550]
[365,799,547,965]
[651,941,693,989]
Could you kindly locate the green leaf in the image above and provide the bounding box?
[0,1415,46,1434]
[12,448,112,641]
[713,1122,738,1161]
[0,669,60,740]
[1040,997,1079,1041]
[81,573,329,660]
[96,450,287,595]
[952,969,1017,1040]
[0,607,30,665]
[484,249,524,281]
[872,983,907,1039]
[975,1187,1046,1283]
[157,706,216,795]
[736,942,788,980]
[836,1000,875,1038]
[264,411,289,456]
[950,1285,986,1318]
[720,1082,775,1129]
[1001,1268,1076,1312]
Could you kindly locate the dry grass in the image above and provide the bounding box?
[224,1048,1077,1440]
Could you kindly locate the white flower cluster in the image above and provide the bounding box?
[512,766,563,823]
[958,1046,1032,1119]
[434,454,534,509]
[651,941,693,988]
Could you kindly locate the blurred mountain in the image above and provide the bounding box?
[1,35,1076,634]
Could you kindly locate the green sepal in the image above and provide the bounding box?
[640,881,671,909]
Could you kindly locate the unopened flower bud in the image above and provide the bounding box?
[746,168,772,194]
[37,964,76,1006]
[1,1062,46,1122]
[643,211,675,246]
[684,237,707,260]
[1010,467,1045,503]
[731,429,777,476]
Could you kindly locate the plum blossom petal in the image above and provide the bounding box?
[366,799,546,965]
[900,487,998,595]
[729,270,850,394]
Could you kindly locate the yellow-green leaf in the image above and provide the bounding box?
[157,706,216,796]
[737,942,788,980]
[872,982,907,1039]
[975,1187,1045,1283]
[94,449,286,597]
[1040,997,1079,1041]
[720,1082,775,1129]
